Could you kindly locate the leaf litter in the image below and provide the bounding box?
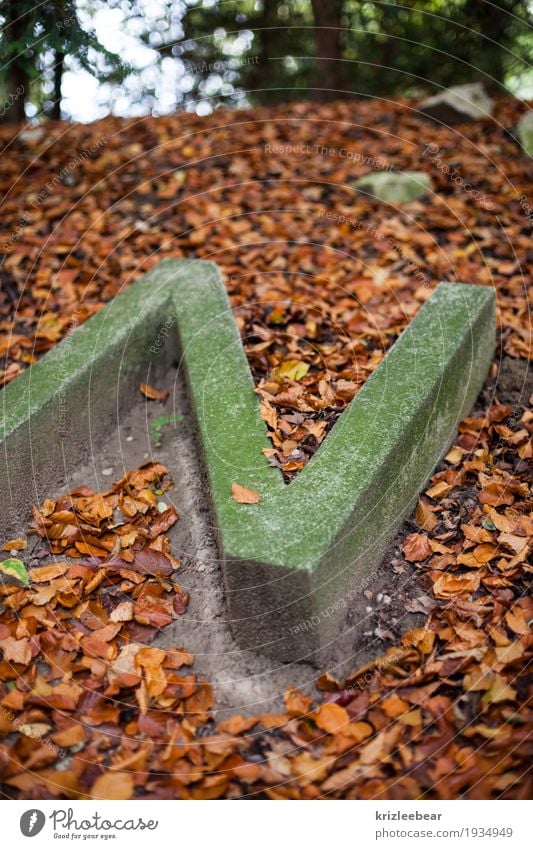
[0,95,531,798]
[0,97,530,479]
[0,395,531,799]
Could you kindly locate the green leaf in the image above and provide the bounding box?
[0,558,30,587]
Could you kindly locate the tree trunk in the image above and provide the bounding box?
[311,0,344,101]
[2,64,28,124]
[1,0,29,124]
[51,51,65,120]
[247,0,279,104]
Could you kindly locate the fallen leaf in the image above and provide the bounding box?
[109,601,134,622]
[415,499,437,531]
[482,674,516,705]
[274,360,310,381]
[29,562,68,583]
[402,533,432,562]
[0,557,29,586]
[2,538,27,551]
[0,636,32,664]
[231,482,260,504]
[433,572,480,598]
[91,771,134,800]
[140,382,169,402]
[284,688,313,717]
[314,702,349,734]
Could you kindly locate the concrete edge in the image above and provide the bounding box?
[196,283,495,661]
[0,260,185,532]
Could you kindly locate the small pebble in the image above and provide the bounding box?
[365,606,373,613]
[102,467,113,476]
[376,593,383,603]
[126,436,133,442]
[383,595,392,605]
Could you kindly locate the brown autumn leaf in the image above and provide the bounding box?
[478,482,515,507]
[482,674,517,705]
[315,671,342,692]
[425,480,451,499]
[402,627,435,655]
[381,694,410,717]
[284,687,313,717]
[457,543,499,566]
[231,482,261,504]
[109,601,134,622]
[444,446,463,464]
[0,636,32,665]
[433,572,480,599]
[402,533,432,562]
[343,721,373,742]
[172,587,189,615]
[494,642,524,665]
[104,546,174,576]
[29,562,69,582]
[52,725,86,747]
[164,648,194,668]
[505,606,529,635]
[498,532,528,554]
[150,505,179,534]
[91,771,134,800]
[415,499,437,532]
[135,647,166,668]
[139,382,169,402]
[472,543,499,562]
[461,523,494,544]
[2,538,27,551]
[313,702,350,734]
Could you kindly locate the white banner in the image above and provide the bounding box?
[4,800,530,848]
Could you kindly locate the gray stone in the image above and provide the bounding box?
[516,111,533,156]
[354,170,433,203]
[420,83,493,124]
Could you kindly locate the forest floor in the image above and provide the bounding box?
[0,96,531,799]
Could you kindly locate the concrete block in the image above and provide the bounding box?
[171,272,496,664]
[0,261,495,666]
[0,261,183,534]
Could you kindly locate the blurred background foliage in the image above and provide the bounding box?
[0,0,531,123]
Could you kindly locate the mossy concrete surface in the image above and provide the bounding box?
[175,275,495,664]
[0,260,185,535]
[354,170,433,203]
[1,260,495,666]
